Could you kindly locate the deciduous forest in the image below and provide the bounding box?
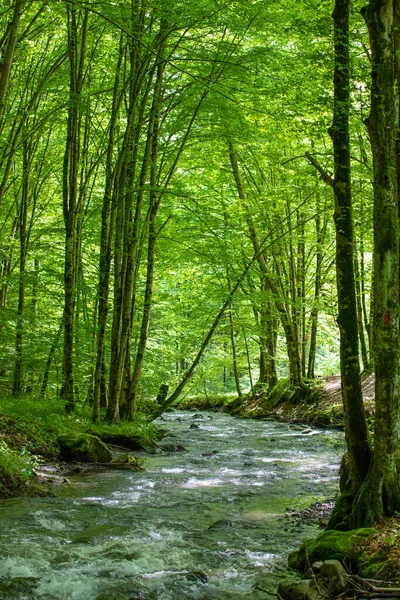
[1,0,400,599]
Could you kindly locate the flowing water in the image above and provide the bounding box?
[0,411,345,600]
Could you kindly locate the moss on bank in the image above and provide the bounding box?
[0,395,161,498]
[178,379,344,427]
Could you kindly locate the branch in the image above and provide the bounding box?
[305,151,334,186]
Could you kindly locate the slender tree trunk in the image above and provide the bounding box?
[307,200,326,378]
[228,141,303,386]
[92,40,124,422]
[329,0,370,493]
[106,60,160,422]
[296,211,306,377]
[228,302,242,397]
[12,137,29,395]
[354,241,370,372]
[127,54,165,419]
[62,7,88,412]
[41,317,64,398]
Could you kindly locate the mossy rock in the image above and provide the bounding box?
[85,429,155,451]
[295,528,378,572]
[57,433,113,463]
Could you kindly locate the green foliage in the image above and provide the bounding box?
[0,0,373,419]
[0,440,32,480]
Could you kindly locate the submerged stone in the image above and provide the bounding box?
[185,571,208,583]
[57,433,113,463]
[278,579,318,600]
[208,518,232,529]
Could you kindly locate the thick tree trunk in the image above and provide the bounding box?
[351,0,400,526]
[329,0,371,493]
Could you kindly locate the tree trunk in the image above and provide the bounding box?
[228,302,242,397]
[0,0,25,128]
[329,0,371,493]
[92,39,124,422]
[307,197,327,379]
[62,7,88,412]
[12,137,29,395]
[354,241,370,372]
[41,317,64,398]
[228,141,303,387]
[351,0,400,526]
[127,57,164,418]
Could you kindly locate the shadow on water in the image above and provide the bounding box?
[0,411,345,600]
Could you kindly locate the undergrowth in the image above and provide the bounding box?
[0,393,161,497]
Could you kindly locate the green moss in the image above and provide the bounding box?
[86,421,159,450]
[295,528,378,572]
[325,491,354,531]
[178,393,238,411]
[57,433,113,463]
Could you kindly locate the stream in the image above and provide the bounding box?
[0,410,345,600]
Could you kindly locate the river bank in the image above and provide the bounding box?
[178,373,375,429]
[0,396,161,499]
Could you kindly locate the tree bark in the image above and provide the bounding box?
[351,0,400,526]
[329,0,371,493]
[62,7,88,412]
[0,0,25,128]
[12,136,29,395]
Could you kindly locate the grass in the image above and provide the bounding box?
[0,392,161,497]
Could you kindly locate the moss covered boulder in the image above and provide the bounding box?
[57,433,113,463]
[293,528,378,573]
[85,429,156,451]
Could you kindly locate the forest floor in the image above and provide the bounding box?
[240,372,376,426]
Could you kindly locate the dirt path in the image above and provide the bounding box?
[322,373,375,412]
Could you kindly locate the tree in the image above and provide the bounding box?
[351,0,400,526]
[329,0,371,492]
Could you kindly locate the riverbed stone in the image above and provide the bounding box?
[277,579,318,600]
[96,593,129,600]
[319,559,347,589]
[158,440,186,452]
[57,433,113,463]
[185,571,208,583]
[208,518,232,529]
